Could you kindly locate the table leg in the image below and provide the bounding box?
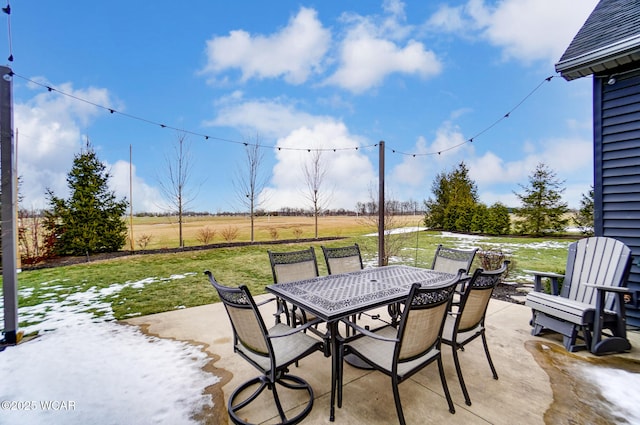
[388,302,400,327]
[329,321,338,422]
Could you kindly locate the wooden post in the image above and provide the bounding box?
[129,144,134,251]
[378,141,385,267]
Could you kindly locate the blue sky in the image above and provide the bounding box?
[7,0,598,214]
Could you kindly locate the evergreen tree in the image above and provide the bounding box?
[424,162,478,232]
[573,186,594,236]
[486,202,511,235]
[514,163,568,236]
[424,171,449,228]
[44,144,128,256]
[470,203,488,233]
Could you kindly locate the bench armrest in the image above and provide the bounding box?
[523,270,565,279]
[583,283,631,294]
[524,269,565,294]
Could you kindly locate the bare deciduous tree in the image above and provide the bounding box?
[233,134,269,242]
[157,132,198,248]
[302,150,331,239]
[359,188,411,266]
[18,208,51,265]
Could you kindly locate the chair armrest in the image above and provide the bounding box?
[255,296,277,307]
[341,319,398,343]
[268,318,324,338]
[523,269,565,294]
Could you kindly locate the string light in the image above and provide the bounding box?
[10,72,554,157]
[390,75,555,157]
[3,1,12,62]
[13,72,377,153]
[3,4,556,157]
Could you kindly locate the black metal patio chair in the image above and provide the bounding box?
[338,272,464,425]
[268,247,320,328]
[206,271,324,425]
[441,261,509,406]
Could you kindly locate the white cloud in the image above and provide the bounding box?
[426,4,469,33]
[109,160,164,214]
[388,120,476,203]
[262,121,376,210]
[202,2,442,94]
[15,80,163,214]
[469,135,591,185]
[326,14,441,93]
[388,115,593,209]
[15,82,114,210]
[468,135,592,208]
[391,136,430,186]
[201,7,331,84]
[477,189,519,208]
[204,97,331,139]
[427,0,599,64]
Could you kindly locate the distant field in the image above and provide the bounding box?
[128,214,425,250]
[8,212,578,327]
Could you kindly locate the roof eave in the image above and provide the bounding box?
[555,34,640,81]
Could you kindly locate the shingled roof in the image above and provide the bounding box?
[555,0,640,81]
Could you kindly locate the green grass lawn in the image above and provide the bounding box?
[4,230,575,329]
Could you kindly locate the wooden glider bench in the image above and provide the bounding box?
[525,237,633,355]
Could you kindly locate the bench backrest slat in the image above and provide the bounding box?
[561,237,632,310]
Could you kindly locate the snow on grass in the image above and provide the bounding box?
[0,274,219,425]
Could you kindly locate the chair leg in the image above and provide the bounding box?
[228,374,314,425]
[564,325,582,352]
[451,344,472,406]
[437,356,456,414]
[271,378,288,422]
[481,333,498,380]
[582,325,593,351]
[391,375,407,425]
[229,376,268,414]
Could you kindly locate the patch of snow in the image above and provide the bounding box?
[580,365,640,424]
[0,274,220,425]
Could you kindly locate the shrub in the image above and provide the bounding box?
[292,228,303,239]
[196,226,216,244]
[269,227,279,240]
[221,226,239,242]
[137,234,153,250]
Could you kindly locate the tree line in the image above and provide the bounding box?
[423,161,593,237]
[14,143,594,264]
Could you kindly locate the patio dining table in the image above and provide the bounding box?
[266,264,457,422]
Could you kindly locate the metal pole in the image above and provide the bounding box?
[1,65,19,344]
[129,144,134,251]
[378,141,385,266]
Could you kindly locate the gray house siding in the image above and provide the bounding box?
[594,69,640,326]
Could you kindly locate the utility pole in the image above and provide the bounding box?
[1,65,19,345]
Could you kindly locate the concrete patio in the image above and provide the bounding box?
[127,297,640,425]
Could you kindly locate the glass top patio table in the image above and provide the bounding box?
[266,264,457,422]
